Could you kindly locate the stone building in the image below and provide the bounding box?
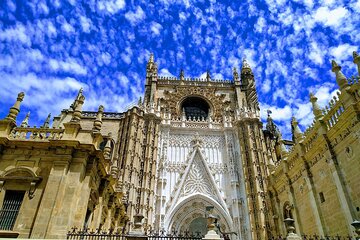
[0,52,359,239]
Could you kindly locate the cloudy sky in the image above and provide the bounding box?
[0,0,359,138]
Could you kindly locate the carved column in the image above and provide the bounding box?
[236,119,269,240]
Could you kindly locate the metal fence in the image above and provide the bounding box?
[148,230,203,240]
[269,235,356,240]
[67,228,356,240]
[67,228,127,240]
[67,228,204,240]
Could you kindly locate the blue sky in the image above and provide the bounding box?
[0,0,359,138]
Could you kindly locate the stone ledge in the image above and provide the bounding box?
[0,230,20,238]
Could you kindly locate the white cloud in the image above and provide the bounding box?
[125,6,146,26]
[313,6,349,27]
[304,0,314,8]
[0,72,85,119]
[294,102,313,126]
[212,73,224,80]
[330,44,358,62]
[159,68,175,77]
[261,79,271,93]
[260,103,293,122]
[0,24,31,46]
[80,16,92,33]
[121,53,131,64]
[308,41,324,65]
[350,0,360,13]
[97,0,125,14]
[117,73,129,87]
[49,58,87,75]
[101,52,111,65]
[150,22,163,36]
[242,48,257,69]
[254,16,266,33]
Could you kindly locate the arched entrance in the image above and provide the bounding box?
[165,194,233,235]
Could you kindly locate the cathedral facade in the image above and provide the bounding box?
[0,52,359,239]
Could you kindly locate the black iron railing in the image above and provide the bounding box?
[67,228,127,240]
[67,228,205,240]
[269,235,355,240]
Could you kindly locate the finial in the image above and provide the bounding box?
[233,67,239,82]
[149,53,154,63]
[5,92,25,122]
[242,59,252,72]
[191,132,203,148]
[266,110,280,139]
[280,140,288,158]
[138,97,142,106]
[180,69,184,80]
[42,113,51,128]
[291,117,303,142]
[103,133,112,159]
[206,70,211,81]
[20,112,30,128]
[93,105,104,131]
[111,157,119,177]
[353,51,360,76]
[267,109,272,118]
[331,60,348,90]
[353,51,359,59]
[70,88,84,110]
[309,92,323,120]
[71,93,85,122]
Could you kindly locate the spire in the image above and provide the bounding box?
[291,117,303,142]
[42,113,51,128]
[353,51,360,76]
[180,69,185,80]
[241,59,252,73]
[71,91,85,122]
[5,92,25,122]
[309,93,323,120]
[233,67,239,82]
[206,70,211,81]
[149,53,154,63]
[70,88,83,110]
[20,112,30,128]
[266,110,280,139]
[147,53,155,71]
[331,60,348,91]
[138,97,142,106]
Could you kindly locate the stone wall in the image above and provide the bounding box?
[267,62,360,237]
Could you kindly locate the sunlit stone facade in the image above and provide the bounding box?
[0,52,359,239]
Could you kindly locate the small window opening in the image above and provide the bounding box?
[0,190,25,230]
[319,192,325,203]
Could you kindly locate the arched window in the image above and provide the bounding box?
[181,97,210,120]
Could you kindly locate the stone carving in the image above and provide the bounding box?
[162,86,231,121]
[168,134,224,148]
[181,154,215,197]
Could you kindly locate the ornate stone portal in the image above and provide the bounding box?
[146,56,264,240]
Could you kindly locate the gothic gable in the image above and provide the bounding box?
[166,144,228,215]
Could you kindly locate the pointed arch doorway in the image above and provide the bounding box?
[165,194,233,236]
